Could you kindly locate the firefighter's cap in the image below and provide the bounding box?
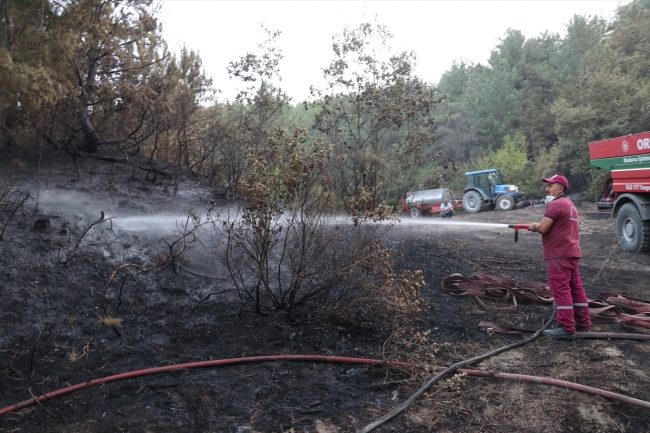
[542,174,569,190]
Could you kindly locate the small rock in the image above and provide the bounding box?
[33,218,51,230]
[5,268,18,281]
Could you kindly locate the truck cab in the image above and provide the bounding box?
[462,169,525,213]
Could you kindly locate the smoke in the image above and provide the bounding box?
[33,188,99,217]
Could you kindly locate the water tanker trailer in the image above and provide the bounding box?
[401,187,461,218]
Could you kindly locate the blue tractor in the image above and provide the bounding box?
[462,169,525,213]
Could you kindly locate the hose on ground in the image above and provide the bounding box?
[3,352,649,420]
[436,367,650,408]
[2,308,649,426]
[0,355,409,417]
[356,307,556,433]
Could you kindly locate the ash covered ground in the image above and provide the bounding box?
[1,146,650,433]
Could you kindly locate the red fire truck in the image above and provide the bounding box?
[590,131,650,253]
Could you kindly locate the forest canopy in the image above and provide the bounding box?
[2,0,649,206]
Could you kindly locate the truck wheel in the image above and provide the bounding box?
[410,207,422,218]
[616,203,650,253]
[463,191,483,213]
[497,195,514,211]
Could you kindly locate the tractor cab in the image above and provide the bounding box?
[463,169,524,213]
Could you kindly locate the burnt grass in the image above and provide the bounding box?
[1,146,650,433]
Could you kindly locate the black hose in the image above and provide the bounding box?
[357,307,557,433]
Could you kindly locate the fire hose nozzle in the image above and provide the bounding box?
[508,224,530,242]
[508,224,530,230]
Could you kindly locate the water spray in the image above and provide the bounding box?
[394,219,532,243]
[508,224,530,242]
[396,220,511,228]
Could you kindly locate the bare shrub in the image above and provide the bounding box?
[209,126,424,330]
[328,240,425,331]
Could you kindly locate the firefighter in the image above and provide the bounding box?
[526,174,591,340]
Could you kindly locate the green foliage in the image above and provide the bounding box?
[532,145,562,197]
[556,14,606,84]
[552,0,650,191]
[475,133,528,173]
[430,3,650,199]
[585,166,612,203]
[0,0,59,145]
[474,132,535,195]
[435,64,479,163]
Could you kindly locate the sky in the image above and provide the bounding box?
[159,1,627,103]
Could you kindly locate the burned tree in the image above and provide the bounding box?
[312,22,444,210]
[1,0,210,169]
[46,0,165,155]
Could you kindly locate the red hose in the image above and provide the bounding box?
[0,356,407,416]
[577,332,650,341]
[445,368,650,408]
[2,354,649,417]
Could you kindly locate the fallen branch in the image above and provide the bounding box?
[59,212,116,265]
[191,289,238,312]
[0,189,30,241]
[102,214,205,314]
[102,262,162,314]
[28,388,59,419]
[139,165,169,179]
[116,274,137,312]
[176,263,228,280]
[29,326,51,374]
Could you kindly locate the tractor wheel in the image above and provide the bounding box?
[616,203,650,253]
[497,195,514,211]
[463,191,483,213]
[410,207,422,218]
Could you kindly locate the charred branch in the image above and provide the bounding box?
[58,212,117,265]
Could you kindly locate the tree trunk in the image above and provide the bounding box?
[75,45,102,153]
[76,102,100,153]
[2,6,15,52]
